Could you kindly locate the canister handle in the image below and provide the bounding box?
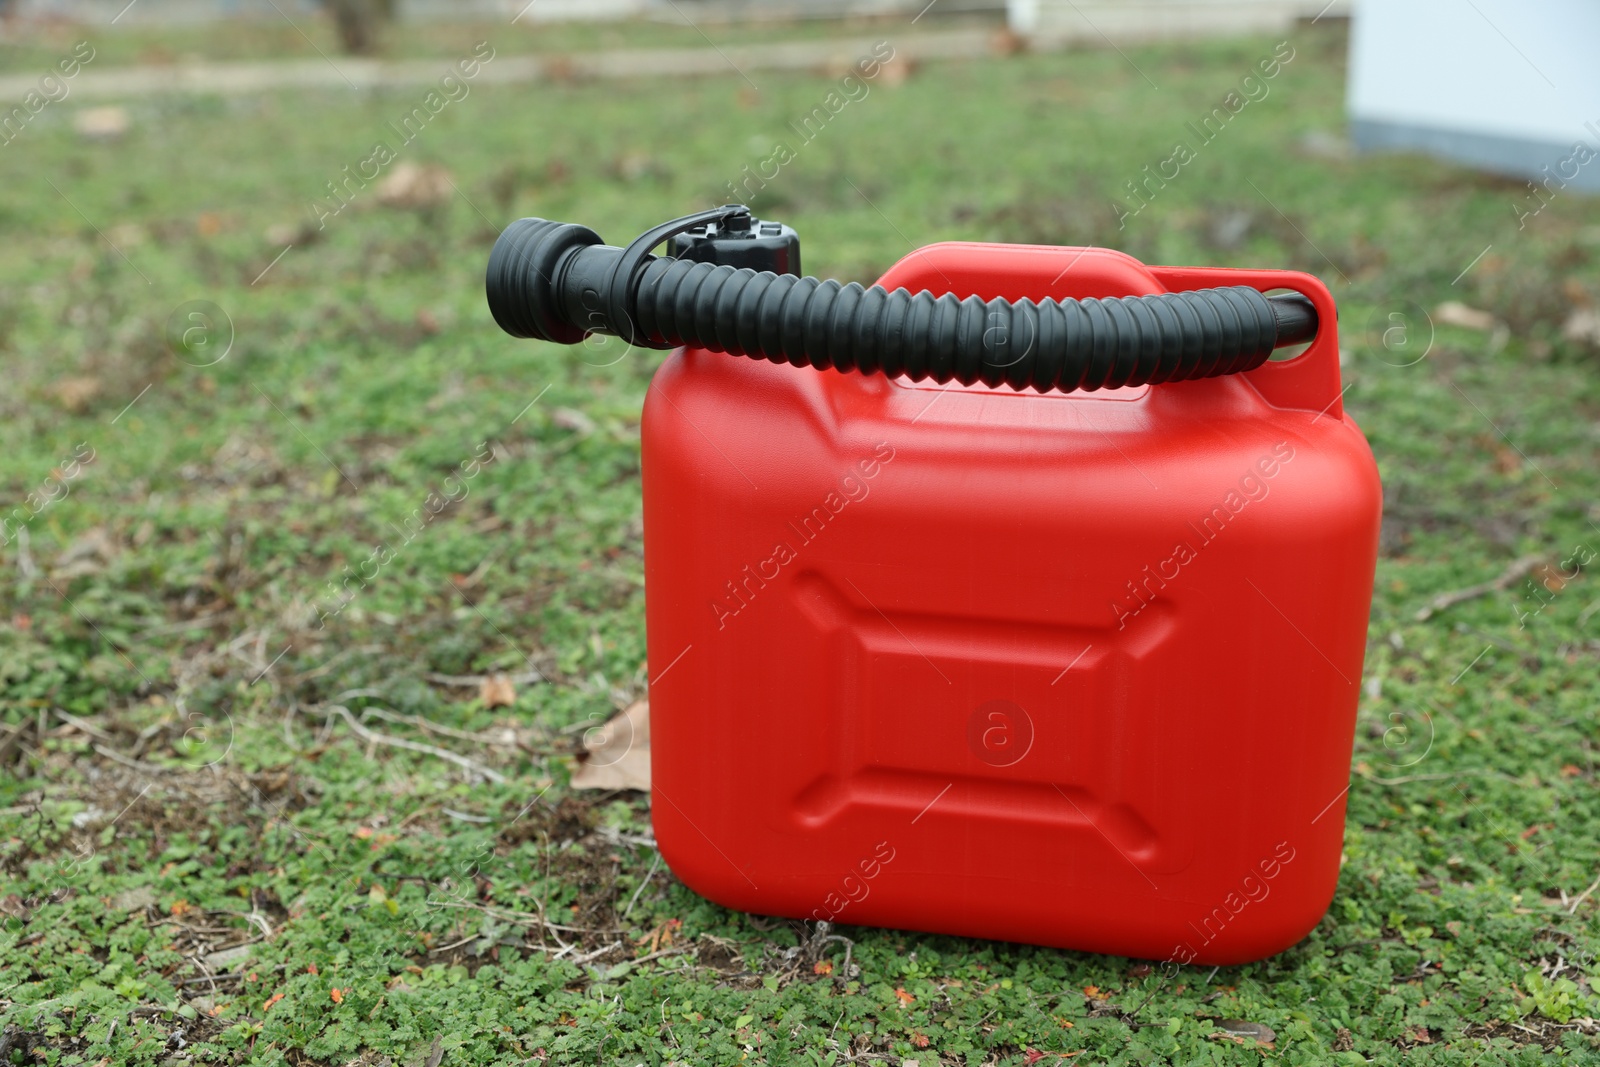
[1150,266,1342,419]
[870,243,1342,418]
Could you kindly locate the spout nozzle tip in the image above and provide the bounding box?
[1269,292,1320,348]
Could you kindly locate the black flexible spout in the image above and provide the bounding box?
[486,211,1320,394]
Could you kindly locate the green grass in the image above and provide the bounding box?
[2,17,1600,1066]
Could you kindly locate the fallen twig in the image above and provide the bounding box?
[427,934,480,956]
[0,719,33,766]
[325,704,507,784]
[425,898,621,936]
[569,940,624,965]
[1569,871,1600,915]
[92,743,169,773]
[1414,555,1545,622]
[358,704,509,746]
[622,851,663,921]
[173,963,287,989]
[52,708,113,741]
[128,608,236,641]
[626,945,695,967]
[808,923,854,983]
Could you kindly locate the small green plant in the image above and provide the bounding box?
[1520,971,1600,1025]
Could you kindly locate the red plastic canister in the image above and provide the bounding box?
[641,242,1381,965]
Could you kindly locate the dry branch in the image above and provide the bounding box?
[1414,555,1545,622]
[325,704,507,784]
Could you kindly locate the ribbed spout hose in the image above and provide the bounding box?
[486,215,1319,394]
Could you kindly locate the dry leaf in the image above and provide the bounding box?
[479,673,517,708]
[990,28,1027,56]
[1295,129,1351,161]
[52,527,116,580]
[552,407,596,435]
[375,162,454,211]
[264,220,322,247]
[543,55,577,84]
[878,57,917,87]
[108,223,147,247]
[613,152,667,183]
[1562,308,1600,347]
[57,527,115,565]
[73,106,129,141]
[49,376,103,413]
[1434,301,1497,331]
[570,698,650,791]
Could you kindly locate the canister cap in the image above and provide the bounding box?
[668,214,802,277]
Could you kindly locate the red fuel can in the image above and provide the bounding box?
[639,242,1380,964]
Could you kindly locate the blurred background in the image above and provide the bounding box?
[1,1,1598,1064]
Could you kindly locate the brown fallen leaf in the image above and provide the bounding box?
[878,56,917,88]
[990,28,1028,56]
[570,698,650,791]
[49,376,103,413]
[264,220,322,247]
[1535,565,1567,593]
[552,407,595,435]
[376,162,454,211]
[542,55,577,85]
[74,106,130,141]
[1562,308,1600,347]
[52,527,117,580]
[108,223,147,247]
[479,673,517,708]
[1434,301,1497,332]
[613,152,666,183]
